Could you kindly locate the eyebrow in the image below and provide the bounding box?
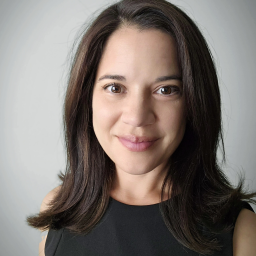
[97,74,182,83]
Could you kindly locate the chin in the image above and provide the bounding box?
[114,161,159,175]
[125,169,151,175]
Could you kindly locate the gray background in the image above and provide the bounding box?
[0,0,255,255]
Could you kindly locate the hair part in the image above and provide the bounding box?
[27,0,256,254]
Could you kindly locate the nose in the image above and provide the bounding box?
[121,93,156,127]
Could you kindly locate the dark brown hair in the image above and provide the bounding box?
[27,0,256,254]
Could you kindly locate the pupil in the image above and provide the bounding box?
[161,87,171,94]
[111,85,120,93]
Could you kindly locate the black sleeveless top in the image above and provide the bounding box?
[45,198,254,256]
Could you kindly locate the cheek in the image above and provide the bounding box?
[160,102,186,131]
[160,104,186,158]
[92,94,118,136]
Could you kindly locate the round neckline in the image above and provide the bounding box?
[110,196,171,207]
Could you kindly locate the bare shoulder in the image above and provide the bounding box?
[233,208,256,256]
[38,185,62,256]
[39,185,61,231]
[40,185,62,213]
[39,232,48,256]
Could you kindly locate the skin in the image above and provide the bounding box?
[38,186,61,256]
[92,26,186,205]
[38,187,256,256]
[38,26,256,256]
[233,208,256,255]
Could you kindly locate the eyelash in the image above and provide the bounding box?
[103,83,181,97]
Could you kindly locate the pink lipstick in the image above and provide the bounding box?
[117,136,158,152]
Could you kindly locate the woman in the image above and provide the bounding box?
[27,0,256,255]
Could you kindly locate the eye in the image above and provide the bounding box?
[103,83,181,96]
[103,83,124,94]
[155,86,181,96]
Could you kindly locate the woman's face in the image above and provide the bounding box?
[92,26,186,176]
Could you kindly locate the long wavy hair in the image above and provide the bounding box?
[27,0,256,254]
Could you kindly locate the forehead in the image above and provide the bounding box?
[95,26,180,81]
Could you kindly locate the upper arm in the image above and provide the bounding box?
[233,208,256,256]
[38,185,62,256]
[39,185,62,214]
[39,234,48,256]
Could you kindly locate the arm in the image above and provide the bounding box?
[233,208,256,256]
[39,232,48,256]
[38,185,62,256]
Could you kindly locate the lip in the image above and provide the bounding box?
[117,135,159,152]
[118,135,159,143]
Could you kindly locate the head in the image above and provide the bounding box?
[64,0,222,192]
[92,26,186,179]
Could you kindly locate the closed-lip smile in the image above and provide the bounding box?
[117,135,159,152]
[117,135,159,143]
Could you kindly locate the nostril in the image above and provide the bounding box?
[121,112,156,127]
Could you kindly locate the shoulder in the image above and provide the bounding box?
[40,185,62,213]
[38,185,61,232]
[233,207,256,256]
[38,185,62,255]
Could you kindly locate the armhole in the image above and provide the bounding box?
[233,201,255,225]
[45,228,64,256]
[241,201,255,213]
[231,201,255,236]
[41,230,49,239]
